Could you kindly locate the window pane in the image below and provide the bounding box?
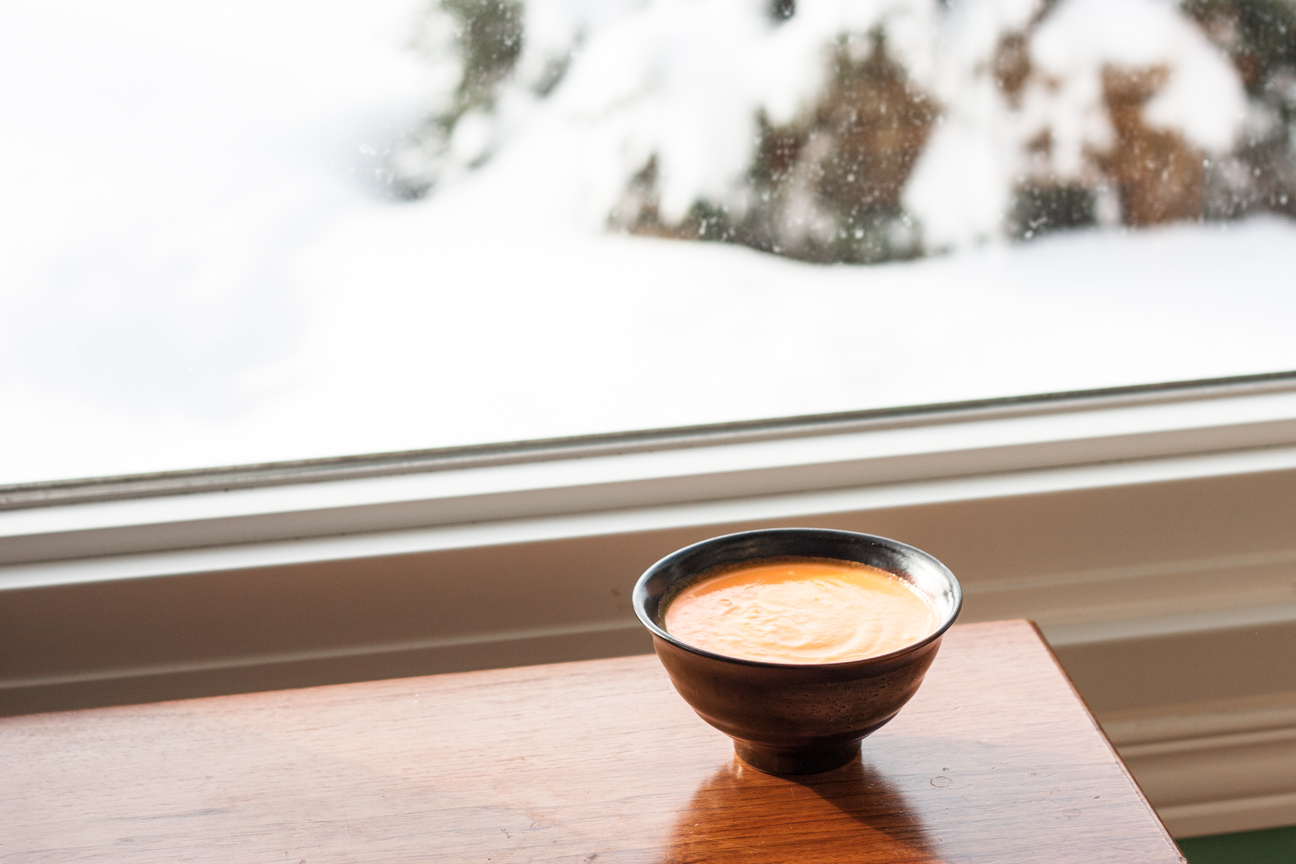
[3,0,1294,485]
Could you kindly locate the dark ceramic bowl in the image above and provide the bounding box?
[634,528,961,775]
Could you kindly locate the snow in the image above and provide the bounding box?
[1,0,1294,486]
[904,89,1016,250]
[1028,0,1247,158]
[907,0,1248,247]
[411,0,940,224]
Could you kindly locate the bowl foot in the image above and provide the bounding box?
[733,739,860,775]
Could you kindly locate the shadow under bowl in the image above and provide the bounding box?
[633,528,962,775]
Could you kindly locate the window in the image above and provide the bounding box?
[3,0,1295,485]
[3,0,1296,839]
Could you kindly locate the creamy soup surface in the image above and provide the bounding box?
[663,558,938,664]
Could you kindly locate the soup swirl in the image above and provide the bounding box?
[664,558,937,664]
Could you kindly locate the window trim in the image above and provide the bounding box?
[4,370,1296,512]
[4,371,1296,570]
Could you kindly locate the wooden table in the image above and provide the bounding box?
[0,620,1183,863]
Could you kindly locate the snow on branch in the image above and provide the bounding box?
[391,0,1294,262]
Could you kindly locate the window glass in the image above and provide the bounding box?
[3,0,1295,486]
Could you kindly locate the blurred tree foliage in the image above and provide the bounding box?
[393,0,1296,261]
[1186,0,1296,218]
[614,33,935,264]
[391,0,524,198]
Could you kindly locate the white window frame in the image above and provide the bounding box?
[3,372,1296,838]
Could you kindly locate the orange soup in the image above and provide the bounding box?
[663,558,938,664]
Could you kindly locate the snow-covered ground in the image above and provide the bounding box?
[2,0,1295,486]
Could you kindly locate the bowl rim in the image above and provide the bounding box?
[633,527,963,669]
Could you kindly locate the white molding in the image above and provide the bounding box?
[4,441,1296,593]
[1105,699,1296,837]
[3,385,1296,567]
[1157,792,1296,838]
[974,545,1296,647]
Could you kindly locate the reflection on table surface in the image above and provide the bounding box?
[665,756,936,862]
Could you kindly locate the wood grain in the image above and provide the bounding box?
[0,620,1184,863]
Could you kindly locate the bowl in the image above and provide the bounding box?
[633,528,962,775]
